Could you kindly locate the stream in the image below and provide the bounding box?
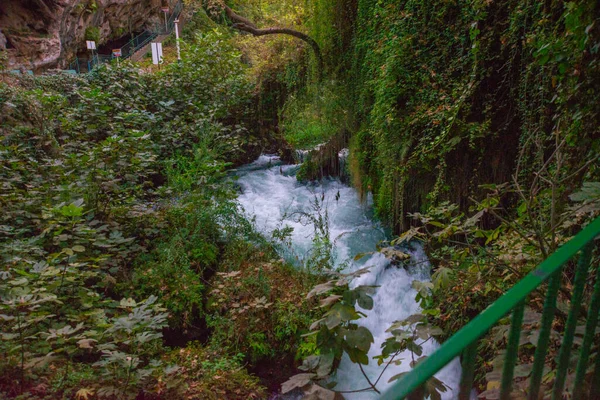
[234,154,462,399]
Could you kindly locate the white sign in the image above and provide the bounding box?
[112,48,122,57]
[86,41,96,50]
[151,42,163,65]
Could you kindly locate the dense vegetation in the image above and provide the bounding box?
[1,0,600,399]
[279,0,600,398]
[0,23,319,398]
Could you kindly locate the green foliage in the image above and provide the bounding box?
[308,0,357,75]
[0,50,8,76]
[282,270,375,396]
[281,82,352,150]
[92,296,176,399]
[285,266,449,398]
[84,26,101,43]
[206,259,317,364]
[87,0,98,13]
[164,144,228,193]
[273,301,314,352]
[0,262,172,398]
[381,313,447,400]
[399,180,600,392]
[0,28,259,398]
[164,342,267,399]
[285,2,600,392]
[307,0,600,233]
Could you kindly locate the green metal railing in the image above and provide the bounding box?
[154,0,184,35]
[68,58,80,74]
[381,216,600,400]
[65,0,183,73]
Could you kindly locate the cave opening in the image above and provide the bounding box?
[96,31,145,55]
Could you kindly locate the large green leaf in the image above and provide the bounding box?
[344,326,374,353]
[431,267,454,291]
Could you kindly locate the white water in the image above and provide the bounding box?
[234,155,462,399]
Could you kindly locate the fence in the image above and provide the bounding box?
[66,0,183,73]
[155,0,184,35]
[381,216,600,399]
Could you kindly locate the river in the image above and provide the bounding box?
[234,154,462,399]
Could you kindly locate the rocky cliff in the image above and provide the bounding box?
[0,0,166,71]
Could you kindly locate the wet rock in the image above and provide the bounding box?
[296,130,350,182]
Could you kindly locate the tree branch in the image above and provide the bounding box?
[223,5,257,29]
[358,362,381,394]
[222,4,324,77]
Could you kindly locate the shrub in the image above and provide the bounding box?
[84,26,101,43]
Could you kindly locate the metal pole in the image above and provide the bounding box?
[164,11,168,33]
[174,19,181,61]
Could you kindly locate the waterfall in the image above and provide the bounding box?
[234,154,462,399]
[335,246,462,399]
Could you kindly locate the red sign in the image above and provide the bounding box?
[112,49,122,57]
[161,7,169,12]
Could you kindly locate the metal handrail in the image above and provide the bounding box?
[155,1,184,35]
[65,0,183,73]
[120,30,158,59]
[380,216,600,400]
[68,59,80,73]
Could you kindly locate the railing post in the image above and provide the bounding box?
[591,343,600,399]
[459,341,478,400]
[551,244,592,400]
[572,244,599,399]
[528,272,562,400]
[500,301,525,400]
[379,218,600,400]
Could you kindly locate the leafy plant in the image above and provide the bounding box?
[84,26,101,43]
[0,23,264,398]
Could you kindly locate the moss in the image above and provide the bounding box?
[111,27,126,39]
[84,26,101,43]
[88,0,98,13]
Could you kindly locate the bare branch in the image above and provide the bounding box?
[358,362,381,394]
[223,4,258,29]
[559,155,599,184]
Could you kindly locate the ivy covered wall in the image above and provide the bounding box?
[309,0,600,232]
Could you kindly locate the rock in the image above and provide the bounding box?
[278,140,296,164]
[0,0,167,72]
[0,29,7,50]
[296,130,350,181]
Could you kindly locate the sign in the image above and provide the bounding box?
[86,40,96,50]
[151,42,163,65]
[112,48,122,57]
[161,6,169,12]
